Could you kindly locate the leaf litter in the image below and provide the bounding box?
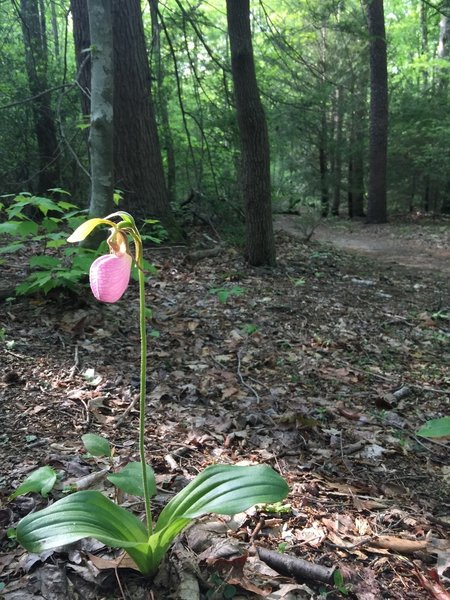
[0,220,449,599]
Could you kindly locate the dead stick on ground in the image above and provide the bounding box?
[115,394,139,427]
[257,546,337,585]
[237,348,260,404]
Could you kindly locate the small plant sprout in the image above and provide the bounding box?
[15,211,289,576]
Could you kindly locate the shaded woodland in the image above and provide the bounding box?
[2,1,450,239]
[0,2,450,600]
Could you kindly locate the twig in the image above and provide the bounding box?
[5,349,33,360]
[115,394,139,427]
[67,344,80,380]
[0,83,73,111]
[236,349,261,404]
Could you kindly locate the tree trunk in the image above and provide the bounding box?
[50,0,60,58]
[347,82,366,219]
[319,136,329,217]
[149,0,176,203]
[112,0,172,224]
[87,0,114,218]
[366,0,388,224]
[71,0,91,118]
[331,86,343,217]
[226,0,276,267]
[20,0,59,193]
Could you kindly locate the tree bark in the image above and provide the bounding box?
[331,86,343,216]
[71,0,91,118]
[20,0,60,193]
[112,0,173,224]
[87,0,114,218]
[149,0,176,203]
[226,0,276,266]
[366,0,388,224]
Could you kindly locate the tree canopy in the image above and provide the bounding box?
[1,0,449,229]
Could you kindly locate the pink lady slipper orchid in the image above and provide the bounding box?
[89,230,132,303]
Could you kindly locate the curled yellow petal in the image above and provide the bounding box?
[67,218,116,243]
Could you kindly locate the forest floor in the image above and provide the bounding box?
[1,215,449,600]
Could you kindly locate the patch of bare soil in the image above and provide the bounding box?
[0,226,449,600]
[276,213,450,273]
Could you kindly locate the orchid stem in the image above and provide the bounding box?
[136,238,153,535]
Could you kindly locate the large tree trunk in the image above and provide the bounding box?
[112,0,172,224]
[87,0,114,219]
[20,0,59,193]
[366,0,388,224]
[226,0,276,266]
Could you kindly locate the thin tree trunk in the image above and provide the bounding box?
[331,86,343,216]
[50,0,60,58]
[20,0,60,193]
[71,0,91,118]
[319,127,329,217]
[87,0,114,218]
[226,0,276,266]
[149,0,176,203]
[366,0,388,223]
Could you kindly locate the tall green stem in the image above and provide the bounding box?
[136,243,153,535]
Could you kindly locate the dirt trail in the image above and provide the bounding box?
[275,214,450,274]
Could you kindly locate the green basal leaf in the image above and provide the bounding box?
[10,466,57,500]
[67,218,115,243]
[15,490,153,573]
[107,462,156,498]
[82,433,112,457]
[417,416,450,439]
[144,464,288,571]
[16,466,289,576]
[155,464,289,530]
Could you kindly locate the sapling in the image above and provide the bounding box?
[15,211,289,575]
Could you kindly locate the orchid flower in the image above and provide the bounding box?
[89,230,132,303]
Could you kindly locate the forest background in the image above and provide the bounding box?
[1,0,449,260]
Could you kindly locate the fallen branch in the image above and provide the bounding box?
[257,546,336,585]
[185,245,224,264]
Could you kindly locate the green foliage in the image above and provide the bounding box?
[207,572,237,599]
[107,462,156,498]
[240,323,259,335]
[417,417,450,439]
[81,433,112,457]
[0,192,101,296]
[141,219,168,245]
[16,464,288,575]
[209,285,245,303]
[9,467,57,500]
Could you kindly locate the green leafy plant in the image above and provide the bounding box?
[417,416,450,439]
[209,285,245,303]
[0,191,97,295]
[240,323,259,335]
[333,569,349,595]
[14,212,289,576]
[9,466,57,500]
